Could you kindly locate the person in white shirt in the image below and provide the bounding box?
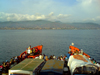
[27,45,31,54]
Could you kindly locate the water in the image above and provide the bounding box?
[0,30,100,64]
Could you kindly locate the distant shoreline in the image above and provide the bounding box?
[0,20,100,30]
[0,27,100,30]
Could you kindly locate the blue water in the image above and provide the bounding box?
[0,30,100,64]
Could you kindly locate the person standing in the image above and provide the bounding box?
[66,52,70,59]
[27,45,31,54]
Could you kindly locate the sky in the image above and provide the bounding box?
[0,0,100,24]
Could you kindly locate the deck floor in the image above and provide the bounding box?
[63,60,71,75]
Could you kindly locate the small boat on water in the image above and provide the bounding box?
[0,44,100,75]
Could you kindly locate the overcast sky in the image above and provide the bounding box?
[0,0,100,24]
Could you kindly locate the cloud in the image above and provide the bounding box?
[96,16,100,19]
[58,14,71,18]
[49,12,54,16]
[76,0,100,14]
[83,16,100,24]
[0,12,45,21]
[83,18,96,22]
[0,0,100,23]
[0,12,71,22]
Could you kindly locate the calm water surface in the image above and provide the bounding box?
[0,30,100,64]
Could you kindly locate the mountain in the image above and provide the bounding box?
[0,20,100,29]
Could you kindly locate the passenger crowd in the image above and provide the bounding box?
[0,56,23,74]
[38,54,68,61]
[0,46,100,74]
[0,53,68,74]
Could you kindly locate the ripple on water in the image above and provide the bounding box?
[0,30,100,63]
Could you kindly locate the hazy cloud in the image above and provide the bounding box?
[58,14,71,18]
[76,0,100,14]
[0,12,71,22]
[83,16,100,24]
[49,12,54,16]
[83,18,96,22]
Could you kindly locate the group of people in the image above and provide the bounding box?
[26,45,39,56]
[0,45,41,74]
[0,56,22,74]
[38,54,68,62]
[26,45,34,55]
[0,54,68,74]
